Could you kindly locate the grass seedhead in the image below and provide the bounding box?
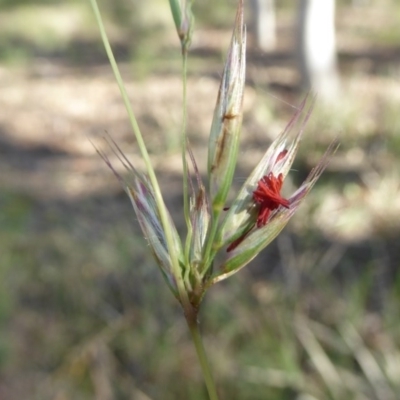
[207,0,246,213]
[91,0,339,398]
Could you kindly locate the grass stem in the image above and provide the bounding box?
[186,313,220,400]
[89,0,191,310]
[181,53,191,262]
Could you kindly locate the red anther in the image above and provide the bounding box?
[227,172,290,252]
[253,173,290,227]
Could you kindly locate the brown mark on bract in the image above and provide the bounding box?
[211,124,230,173]
[222,112,238,121]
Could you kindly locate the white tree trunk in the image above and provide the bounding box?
[250,0,276,51]
[297,0,340,101]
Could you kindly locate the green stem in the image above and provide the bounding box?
[200,203,225,279]
[181,54,191,249]
[89,0,191,309]
[186,311,220,400]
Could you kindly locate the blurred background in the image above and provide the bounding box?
[0,0,400,399]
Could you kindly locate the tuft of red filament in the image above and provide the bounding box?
[227,171,290,252]
[253,172,290,227]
